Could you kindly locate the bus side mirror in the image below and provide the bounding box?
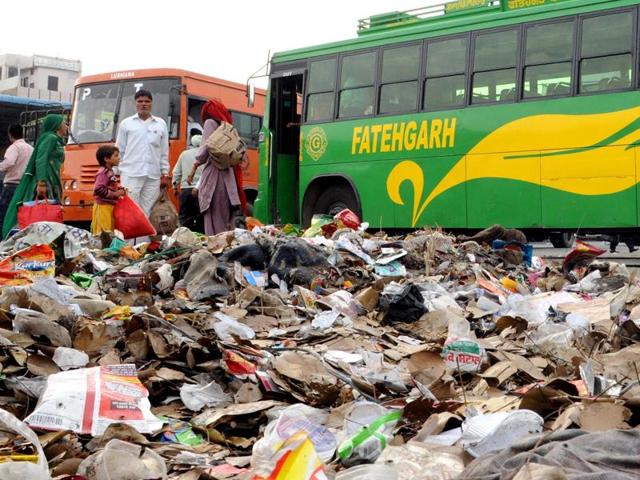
[247,83,255,108]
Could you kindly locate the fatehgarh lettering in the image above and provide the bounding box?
[351,118,457,155]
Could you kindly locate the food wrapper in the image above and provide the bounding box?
[25,364,163,436]
[0,244,55,286]
[562,240,606,277]
[334,209,361,230]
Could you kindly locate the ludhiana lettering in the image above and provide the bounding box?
[351,118,457,155]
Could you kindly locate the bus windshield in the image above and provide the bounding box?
[70,82,119,144]
[70,77,181,144]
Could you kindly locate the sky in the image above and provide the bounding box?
[0,0,442,88]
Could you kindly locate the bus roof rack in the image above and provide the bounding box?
[357,1,525,35]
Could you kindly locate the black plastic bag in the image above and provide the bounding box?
[379,284,426,324]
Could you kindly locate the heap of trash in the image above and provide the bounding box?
[0,213,638,480]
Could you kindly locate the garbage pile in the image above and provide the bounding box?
[0,215,638,479]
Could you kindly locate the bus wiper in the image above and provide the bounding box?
[111,113,120,141]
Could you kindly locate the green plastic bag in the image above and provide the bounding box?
[70,273,93,289]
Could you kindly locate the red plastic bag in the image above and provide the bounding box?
[562,240,606,278]
[17,201,63,229]
[113,196,156,239]
[334,208,361,230]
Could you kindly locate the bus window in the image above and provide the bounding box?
[579,11,633,93]
[306,58,336,122]
[523,20,574,98]
[424,36,467,109]
[472,29,518,104]
[338,51,376,118]
[187,99,205,137]
[69,83,120,143]
[307,93,334,122]
[231,111,262,148]
[119,78,182,137]
[379,44,420,114]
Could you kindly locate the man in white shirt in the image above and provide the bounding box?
[172,134,203,232]
[0,125,33,228]
[116,89,170,216]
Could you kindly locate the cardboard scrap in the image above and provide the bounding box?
[575,402,632,432]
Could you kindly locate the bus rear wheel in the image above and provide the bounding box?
[312,185,359,221]
[550,232,575,248]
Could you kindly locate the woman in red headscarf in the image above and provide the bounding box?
[187,99,247,235]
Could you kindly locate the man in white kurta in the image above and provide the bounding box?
[116,89,170,216]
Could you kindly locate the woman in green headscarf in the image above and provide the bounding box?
[2,114,67,237]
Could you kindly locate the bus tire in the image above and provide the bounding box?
[550,232,575,248]
[311,185,359,222]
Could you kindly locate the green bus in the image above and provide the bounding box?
[253,0,640,245]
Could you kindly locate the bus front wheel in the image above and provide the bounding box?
[311,185,359,222]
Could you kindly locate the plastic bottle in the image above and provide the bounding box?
[338,402,401,466]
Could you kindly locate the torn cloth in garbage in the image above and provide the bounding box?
[459,428,640,480]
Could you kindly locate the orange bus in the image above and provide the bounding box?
[63,68,265,222]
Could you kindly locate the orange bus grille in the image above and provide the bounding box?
[80,165,100,185]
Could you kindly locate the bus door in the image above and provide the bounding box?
[268,72,304,224]
[186,96,206,141]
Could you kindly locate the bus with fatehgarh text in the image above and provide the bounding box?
[253,0,640,247]
[63,68,265,223]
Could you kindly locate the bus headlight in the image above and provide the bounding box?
[63,181,70,190]
[63,197,71,206]
[70,180,78,190]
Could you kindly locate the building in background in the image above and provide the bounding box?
[0,54,81,103]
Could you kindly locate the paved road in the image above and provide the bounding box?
[532,240,640,266]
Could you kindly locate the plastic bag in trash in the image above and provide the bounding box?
[461,410,544,458]
[302,214,335,238]
[375,442,465,480]
[0,462,50,480]
[25,364,163,436]
[0,409,50,479]
[526,322,574,351]
[180,380,232,411]
[336,464,398,480]
[379,283,426,324]
[252,404,336,466]
[562,240,606,278]
[78,439,167,480]
[52,346,89,370]
[337,402,401,466]
[334,209,361,230]
[213,312,256,341]
[0,221,97,259]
